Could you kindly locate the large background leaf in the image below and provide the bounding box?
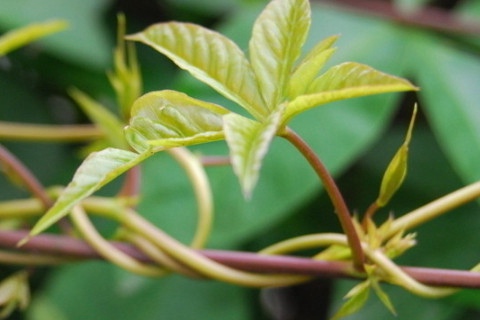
[412,34,480,184]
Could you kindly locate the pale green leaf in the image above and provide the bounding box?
[332,281,370,320]
[249,0,311,108]
[28,148,150,237]
[107,14,142,120]
[69,88,127,149]
[124,90,230,153]
[376,105,417,207]
[126,23,266,119]
[282,62,417,124]
[371,279,397,315]
[0,20,67,56]
[224,105,285,199]
[287,35,339,99]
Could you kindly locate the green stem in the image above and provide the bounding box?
[260,232,457,296]
[122,232,200,278]
[0,122,102,142]
[70,205,164,277]
[281,127,365,271]
[122,208,308,287]
[167,147,213,249]
[361,201,380,230]
[386,181,480,238]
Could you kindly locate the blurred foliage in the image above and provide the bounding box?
[1,0,479,319]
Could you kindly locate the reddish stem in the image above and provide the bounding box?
[0,144,52,208]
[281,128,365,271]
[321,0,480,35]
[1,230,480,288]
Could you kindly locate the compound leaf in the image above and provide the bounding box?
[28,148,150,238]
[283,62,417,124]
[249,0,311,109]
[127,23,267,119]
[125,90,230,153]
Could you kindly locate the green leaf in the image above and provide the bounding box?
[371,279,397,316]
[107,14,142,120]
[124,90,230,153]
[414,38,480,184]
[69,88,127,149]
[249,0,311,109]
[224,105,285,199]
[282,62,417,125]
[376,105,417,207]
[286,35,338,99]
[28,148,151,238]
[0,0,111,68]
[0,20,67,56]
[332,281,370,320]
[126,23,267,119]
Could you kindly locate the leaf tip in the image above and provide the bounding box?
[16,236,31,248]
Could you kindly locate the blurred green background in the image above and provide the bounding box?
[1,0,480,319]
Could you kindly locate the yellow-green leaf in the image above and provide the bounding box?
[108,14,142,120]
[69,88,127,149]
[124,90,230,153]
[332,281,370,320]
[27,148,150,238]
[283,62,418,125]
[224,105,285,199]
[371,279,397,316]
[287,35,339,99]
[0,20,67,56]
[376,105,417,207]
[249,0,311,109]
[126,23,266,119]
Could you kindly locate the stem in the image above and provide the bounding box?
[123,232,200,278]
[366,248,455,298]
[0,144,52,208]
[321,0,480,35]
[281,128,365,271]
[117,165,141,200]
[167,147,213,249]
[361,201,380,230]
[0,249,72,265]
[200,155,231,166]
[122,209,308,287]
[387,181,480,238]
[2,230,480,288]
[70,205,164,277]
[0,122,102,142]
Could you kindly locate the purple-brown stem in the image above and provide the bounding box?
[0,144,52,208]
[320,0,480,35]
[281,128,365,271]
[1,230,479,288]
